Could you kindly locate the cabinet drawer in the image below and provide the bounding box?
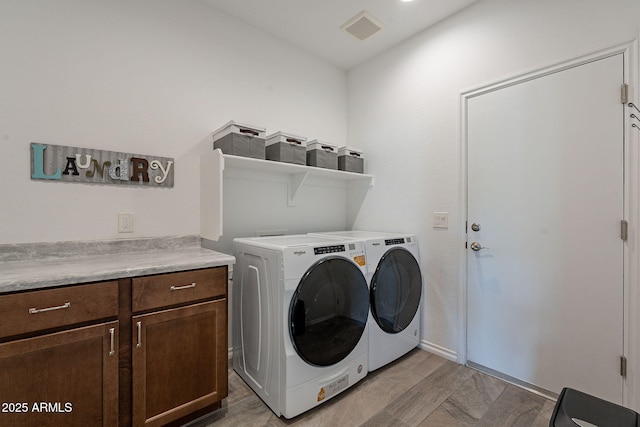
[0,281,119,339]
[132,267,227,313]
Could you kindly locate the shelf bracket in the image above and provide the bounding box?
[288,172,309,206]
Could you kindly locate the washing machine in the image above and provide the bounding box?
[232,234,369,419]
[311,231,422,371]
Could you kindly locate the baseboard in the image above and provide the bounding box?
[419,340,457,362]
[467,361,558,400]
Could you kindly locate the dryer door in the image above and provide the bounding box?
[371,247,422,334]
[289,257,368,367]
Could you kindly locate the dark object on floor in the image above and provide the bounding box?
[549,387,640,427]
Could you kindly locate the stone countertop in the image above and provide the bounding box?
[0,243,235,295]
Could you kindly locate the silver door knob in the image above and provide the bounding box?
[470,242,487,251]
[471,223,481,232]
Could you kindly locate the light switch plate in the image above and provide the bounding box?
[433,212,449,229]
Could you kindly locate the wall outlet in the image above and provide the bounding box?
[118,212,134,233]
[433,212,449,229]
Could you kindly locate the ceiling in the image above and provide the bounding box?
[201,0,478,70]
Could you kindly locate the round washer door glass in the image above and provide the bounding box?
[371,247,422,334]
[290,257,369,367]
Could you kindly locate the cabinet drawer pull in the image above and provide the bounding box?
[28,302,71,314]
[109,328,116,356]
[136,321,142,348]
[170,283,197,291]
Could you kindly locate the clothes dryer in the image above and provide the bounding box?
[232,234,369,419]
[310,231,422,371]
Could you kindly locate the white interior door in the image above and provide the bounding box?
[466,53,625,403]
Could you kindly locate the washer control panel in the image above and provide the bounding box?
[385,238,406,245]
[314,245,346,255]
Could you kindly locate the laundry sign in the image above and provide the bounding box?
[30,143,174,187]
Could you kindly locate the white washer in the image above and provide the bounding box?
[232,234,369,419]
[311,231,422,371]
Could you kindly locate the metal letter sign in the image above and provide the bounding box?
[30,143,174,187]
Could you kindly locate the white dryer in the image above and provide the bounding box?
[232,234,369,419]
[311,231,422,371]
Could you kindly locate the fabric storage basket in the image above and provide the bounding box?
[212,120,266,159]
[338,146,364,173]
[306,140,338,170]
[265,132,307,165]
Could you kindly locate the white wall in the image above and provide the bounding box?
[0,0,347,244]
[347,0,640,358]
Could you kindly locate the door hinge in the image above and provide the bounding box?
[621,356,628,378]
[621,220,628,241]
[622,84,629,104]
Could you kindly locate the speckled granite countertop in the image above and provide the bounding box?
[0,235,235,294]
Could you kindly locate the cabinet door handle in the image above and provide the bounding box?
[136,321,142,348]
[170,282,196,291]
[28,302,71,314]
[109,328,115,356]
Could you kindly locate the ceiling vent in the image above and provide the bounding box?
[341,11,383,41]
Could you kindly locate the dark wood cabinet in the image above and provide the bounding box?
[0,280,119,427]
[1,265,228,427]
[129,267,228,427]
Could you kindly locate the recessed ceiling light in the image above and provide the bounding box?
[402,0,414,2]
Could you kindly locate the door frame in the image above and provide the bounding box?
[457,40,639,408]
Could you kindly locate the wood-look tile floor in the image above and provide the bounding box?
[189,349,556,427]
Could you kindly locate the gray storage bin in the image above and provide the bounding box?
[212,121,266,159]
[265,132,307,165]
[306,140,338,170]
[338,146,364,173]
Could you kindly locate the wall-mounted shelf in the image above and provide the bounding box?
[200,149,374,241]
[223,151,374,205]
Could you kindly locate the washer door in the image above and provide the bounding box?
[371,247,422,334]
[289,257,368,367]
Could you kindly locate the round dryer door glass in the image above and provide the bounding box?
[371,247,422,334]
[289,257,369,367]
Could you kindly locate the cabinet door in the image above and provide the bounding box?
[132,299,227,427]
[0,321,119,427]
